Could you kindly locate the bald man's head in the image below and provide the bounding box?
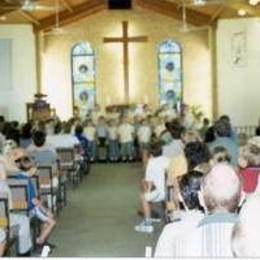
[201,163,241,213]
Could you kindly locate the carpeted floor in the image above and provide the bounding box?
[51,163,163,257]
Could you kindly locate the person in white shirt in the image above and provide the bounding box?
[135,141,170,233]
[154,170,204,257]
[46,123,80,149]
[137,118,152,166]
[84,120,97,161]
[117,117,135,161]
[162,119,184,158]
[232,193,260,257]
[137,119,152,152]
[134,104,145,118]
[169,163,241,257]
[107,119,119,161]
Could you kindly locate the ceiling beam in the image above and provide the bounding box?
[61,0,74,13]
[35,0,106,31]
[210,5,225,23]
[18,10,41,25]
[134,0,212,26]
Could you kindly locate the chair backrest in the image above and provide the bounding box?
[0,193,9,230]
[37,166,53,188]
[234,126,257,138]
[30,175,40,198]
[31,150,56,167]
[57,148,75,162]
[74,144,83,155]
[7,178,29,213]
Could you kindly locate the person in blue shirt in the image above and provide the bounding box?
[10,148,56,250]
[75,124,89,158]
[209,120,238,166]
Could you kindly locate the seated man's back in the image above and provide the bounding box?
[162,139,184,158]
[46,134,79,149]
[172,213,238,257]
[170,163,241,258]
[28,131,57,167]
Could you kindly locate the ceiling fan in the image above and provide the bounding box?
[42,0,67,36]
[184,0,259,7]
[0,0,58,12]
[179,0,210,33]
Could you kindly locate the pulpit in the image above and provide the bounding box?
[26,94,52,122]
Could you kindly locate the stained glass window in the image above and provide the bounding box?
[71,42,96,117]
[158,40,183,110]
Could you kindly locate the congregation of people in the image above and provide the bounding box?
[132,107,260,257]
[0,102,260,257]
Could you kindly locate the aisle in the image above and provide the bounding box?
[51,163,163,257]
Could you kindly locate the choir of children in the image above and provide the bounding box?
[78,104,187,162]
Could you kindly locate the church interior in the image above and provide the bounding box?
[0,0,260,258]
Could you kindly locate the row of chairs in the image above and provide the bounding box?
[0,146,90,256]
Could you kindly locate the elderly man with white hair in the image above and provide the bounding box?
[170,163,242,257]
[232,193,260,257]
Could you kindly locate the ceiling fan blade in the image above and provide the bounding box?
[32,6,57,11]
[185,0,245,6]
[42,28,69,36]
[0,6,20,10]
[22,5,58,12]
[181,26,210,33]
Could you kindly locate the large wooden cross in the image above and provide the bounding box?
[103,21,148,104]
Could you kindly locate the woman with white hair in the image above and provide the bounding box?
[232,194,260,257]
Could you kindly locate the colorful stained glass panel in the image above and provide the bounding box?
[72,42,96,117]
[158,40,183,109]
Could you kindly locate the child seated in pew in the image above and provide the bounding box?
[0,160,32,256]
[7,148,56,251]
[135,141,170,233]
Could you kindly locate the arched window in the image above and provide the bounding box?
[158,40,183,110]
[71,42,96,117]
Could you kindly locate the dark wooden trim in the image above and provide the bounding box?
[134,0,212,26]
[35,0,107,32]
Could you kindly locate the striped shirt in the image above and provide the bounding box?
[154,210,204,257]
[171,213,238,257]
